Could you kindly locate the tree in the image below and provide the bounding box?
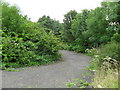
[71,9,90,39]
[2,2,33,36]
[52,20,63,36]
[63,10,77,42]
[37,15,63,36]
[86,7,108,47]
[38,15,54,31]
[69,9,91,51]
[101,1,120,38]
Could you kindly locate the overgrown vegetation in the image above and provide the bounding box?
[1,2,61,69]
[91,67,118,88]
[61,1,120,53]
[1,0,119,88]
[86,41,119,88]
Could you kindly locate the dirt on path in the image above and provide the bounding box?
[2,50,93,88]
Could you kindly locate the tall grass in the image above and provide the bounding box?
[91,66,118,88]
[86,41,119,88]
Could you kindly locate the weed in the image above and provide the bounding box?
[79,86,85,88]
[5,67,20,72]
[27,86,32,88]
[79,80,83,83]
[65,82,76,88]
[65,79,89,88]
[85,48,98,56]
[83,82,89,86]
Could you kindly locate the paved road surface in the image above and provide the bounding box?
[2,50,93,88]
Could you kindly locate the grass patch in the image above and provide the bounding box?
[91,67,118,88]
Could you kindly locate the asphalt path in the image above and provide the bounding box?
[2,50,93,88]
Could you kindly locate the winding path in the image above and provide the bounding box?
[2,50,93,88]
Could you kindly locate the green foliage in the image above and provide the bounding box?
[83,82,89,86]
[101,1,120,23]
[62,10,90,52]
[85,48,98,56]
[37,15,63,36]
[70,43,86,53]
[111,33,120,42]
[86,7,109,47]
[71,9,90,38]
[62,1,119,53]
[2,30,61,68]
[62,1,119,88]
[60,42,86,53]
[2,36,33,64]
[2,2,29,34]
[5,67,20,72]
[98,42,119,61]
[1,2,61,69]
[38,15,53,30]
[65,79,89,88]
[87,41,119,88]
[87,41,119,70]
[63,10,77,42]
[88,55,100,71]
[1,0,119,88]
[91,68,118,88]
[65,82,76,88]
[27,86,32,88]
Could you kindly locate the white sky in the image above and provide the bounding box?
[4,0,103,22]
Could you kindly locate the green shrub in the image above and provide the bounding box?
[65,79,89,88]
[71,44,86,53]
[88,41,119,65]
[2,36,35,67]
[1,2,61,69]
[98,42,119,62]
[88,55,100,71]
[87,41,119,71]
[85,48,98,56]
[111,33,120,43]
[1,30,61,68]
[61,42,86,53]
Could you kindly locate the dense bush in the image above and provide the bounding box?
[86,41,119,68]
[99,42,119,61]
[1,2,61,69]
[2,30,60,67]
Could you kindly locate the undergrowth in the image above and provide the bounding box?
[86,41,119,88]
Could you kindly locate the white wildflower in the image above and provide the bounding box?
[98,85,103,88]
